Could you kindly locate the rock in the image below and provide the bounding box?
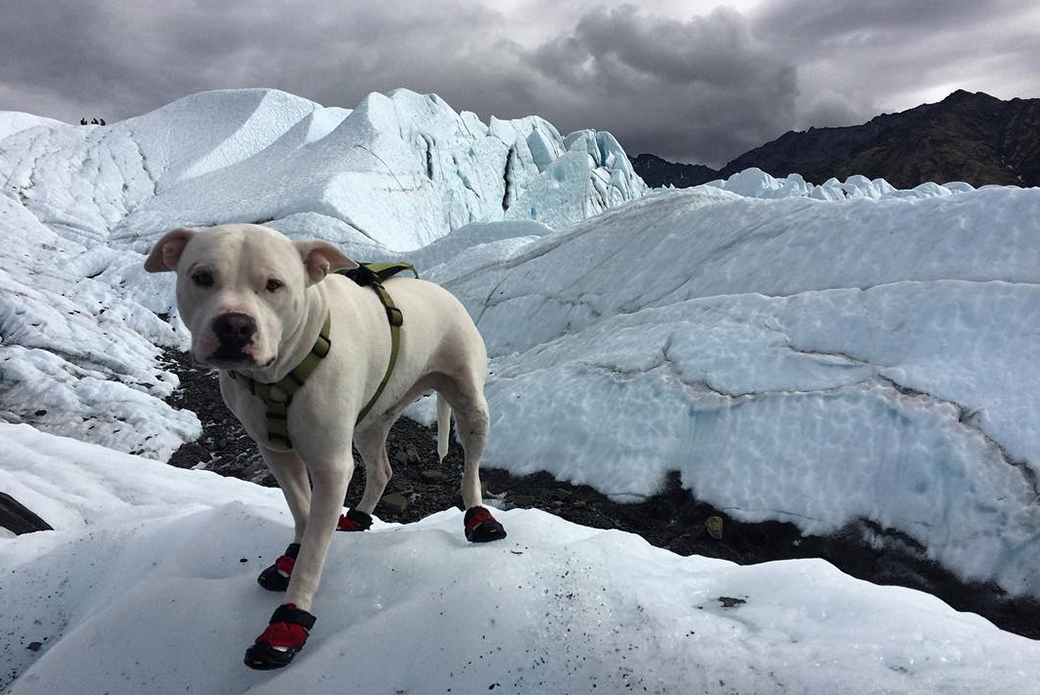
[381,492,410,514]
[240,457,268,479]
[421,469,446,482]
[0,492,53,535]
[629,153,719,188]
[705,515,724,540]
[392,449,408,466]
[405,444,421,464]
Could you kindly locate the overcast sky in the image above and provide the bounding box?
[2,0,1039,167]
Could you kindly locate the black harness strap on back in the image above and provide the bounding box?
[336,262,418,424]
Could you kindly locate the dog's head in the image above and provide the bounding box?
[145,223,357,370]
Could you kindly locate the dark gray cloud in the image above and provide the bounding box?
[753,0,1040,125]
[1,0,1038,167]
[524,5,800,165]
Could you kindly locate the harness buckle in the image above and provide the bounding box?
[385,305,403,327]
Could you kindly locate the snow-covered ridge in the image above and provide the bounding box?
[0,88,646,460]
[0,111,63,142]
[706,166,983,199]
[1,87,646,253]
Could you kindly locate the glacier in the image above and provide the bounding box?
[436,184,1040,599]
[2,87,1040,691]
[0,88,645,461]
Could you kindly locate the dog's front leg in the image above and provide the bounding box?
[256,447,312,592]
[262,446,312,542]
[284,463,351,610]
[245,456,353,669]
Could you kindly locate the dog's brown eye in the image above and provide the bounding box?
[266,279,283,293]
[192,272,214,288]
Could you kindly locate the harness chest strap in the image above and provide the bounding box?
[228,262,417,449]
[229,314,332,449]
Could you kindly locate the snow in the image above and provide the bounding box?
[0,112,64,142]
[0,194,198,461]
[0,88,643,460]
[705,167,987,200]
[2,423,1038,695]
[3,89,1040,691]
[438,183,1040,598]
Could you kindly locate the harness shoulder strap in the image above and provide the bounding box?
[353,278,407,425]
[337,262,417,424]
[339,262,418,287]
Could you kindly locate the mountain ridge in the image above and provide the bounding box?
[632,90,1040,189]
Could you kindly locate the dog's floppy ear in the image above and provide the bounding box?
[294,240,359,285]
[144,228,195,272]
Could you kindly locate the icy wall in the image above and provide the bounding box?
[0,88,646,460]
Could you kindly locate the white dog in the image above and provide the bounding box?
[145,223,505,669]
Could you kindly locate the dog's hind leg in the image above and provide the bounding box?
[452,389,488,511]
[348,424,393,521]
[256,447,312,592]
[435,375,506,543]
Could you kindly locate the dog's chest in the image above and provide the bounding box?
[218,373,292,452]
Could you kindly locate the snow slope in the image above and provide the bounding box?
[0,112,63,142]
[2,423,1037,695]
[438,182,1040,599]
[0,89,645,460]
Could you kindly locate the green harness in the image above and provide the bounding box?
[228,262,419,449]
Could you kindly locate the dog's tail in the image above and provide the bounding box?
[436,393,452,462]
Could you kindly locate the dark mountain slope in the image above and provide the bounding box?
[632,91,1040,189]
[627,153,720,188]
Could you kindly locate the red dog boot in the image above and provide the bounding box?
[464,506,507,542]
[336,509,373,532]
[257,543,299,592]
[244,603,316,670]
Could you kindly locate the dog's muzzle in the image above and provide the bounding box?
[211,312,257,361]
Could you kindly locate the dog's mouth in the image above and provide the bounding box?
[201,354,253,370]
[200,350,277,370]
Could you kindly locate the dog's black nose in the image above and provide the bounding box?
[212,312,257,349]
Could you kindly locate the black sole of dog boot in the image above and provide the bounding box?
[257,543,300,592]
[257,564,290,592]
[244,642,300,670]
[336,509,373,532]
[464,506,507,543]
